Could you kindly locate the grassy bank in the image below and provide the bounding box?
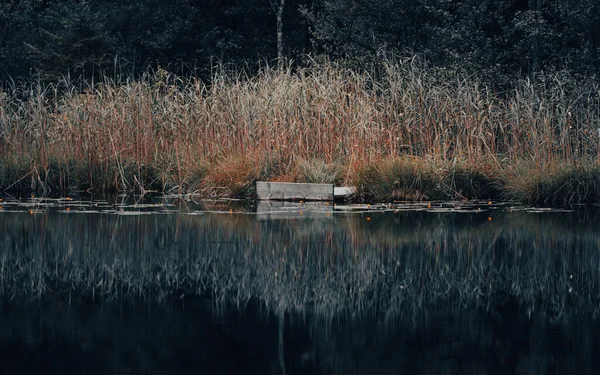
[1,57,600,204]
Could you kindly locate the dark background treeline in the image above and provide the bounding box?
[1,0,598,85]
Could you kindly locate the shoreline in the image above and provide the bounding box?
[2,156,600,206]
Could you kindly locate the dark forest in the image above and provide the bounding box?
[1,0,598,84]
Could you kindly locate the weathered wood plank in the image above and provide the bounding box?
[256,181,334,201]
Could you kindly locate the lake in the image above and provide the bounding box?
[1,196,600,374]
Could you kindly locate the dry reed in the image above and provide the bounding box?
[1,57,599,203]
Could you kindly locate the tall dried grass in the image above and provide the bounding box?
[1,57,599,202]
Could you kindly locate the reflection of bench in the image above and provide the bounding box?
[256,181,356,201]
[256,201,333,220]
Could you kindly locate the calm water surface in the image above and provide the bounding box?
[1,196,600,374]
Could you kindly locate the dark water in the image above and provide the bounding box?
[1,197,600,374]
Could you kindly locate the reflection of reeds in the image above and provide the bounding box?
[1,58,600,202]
[1,210,600,319]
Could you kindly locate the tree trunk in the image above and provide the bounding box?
[271,0,286,68]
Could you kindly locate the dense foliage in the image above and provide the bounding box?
[1,0,598,84]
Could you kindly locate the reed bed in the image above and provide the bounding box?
[1,57,600,203]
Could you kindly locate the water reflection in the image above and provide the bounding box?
[1,297,599,374]
[0,197,600,373]
[1,201,599,317]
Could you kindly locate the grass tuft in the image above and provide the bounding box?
[504,162,600,205]
[201,156,258,197]
[444,161,503,200]
[356,156,445,201]
[296,158,344,184]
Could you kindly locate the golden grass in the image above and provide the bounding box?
[1,58,600,203]
[200,155,258,197]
